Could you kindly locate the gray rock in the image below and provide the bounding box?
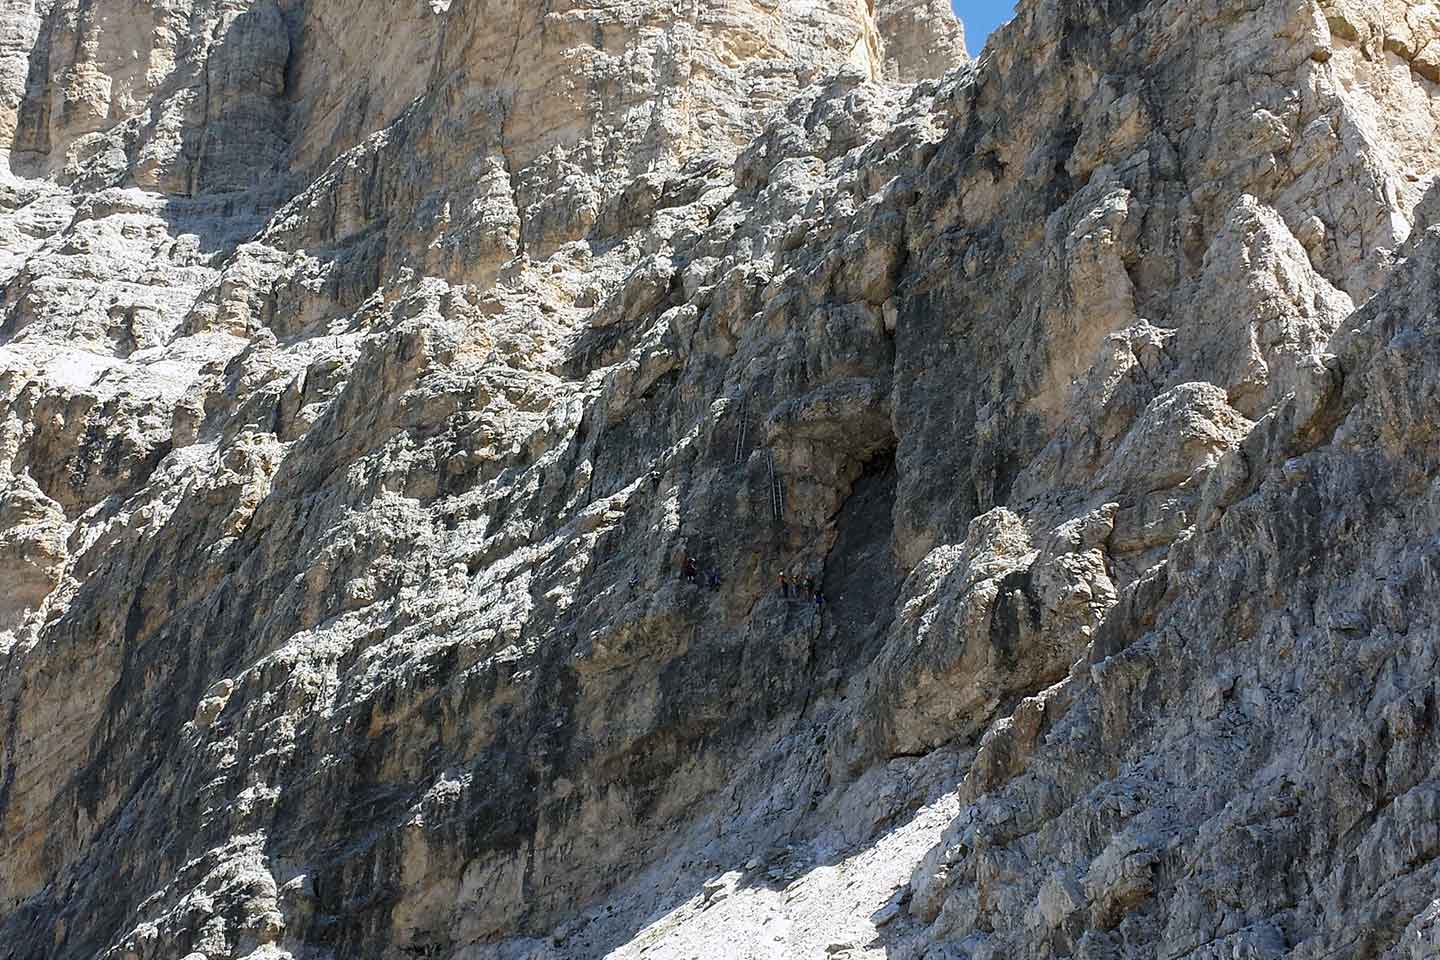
[2,1,1440,959]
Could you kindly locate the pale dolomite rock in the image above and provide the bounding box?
[2,1,1440,959]
[875,0,970,80]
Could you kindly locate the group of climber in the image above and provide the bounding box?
[778,571,825,607]
[668,553,824,607]
[681,555,722,591]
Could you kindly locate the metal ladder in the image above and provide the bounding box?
[768,450,784,521]
[733,397,749,465]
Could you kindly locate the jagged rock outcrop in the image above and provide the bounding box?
[875,0,970,79]
[3,1,1440,959]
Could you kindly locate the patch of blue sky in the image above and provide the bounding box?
[951,1,1017,53]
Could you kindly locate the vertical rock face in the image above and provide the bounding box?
[875,0,969,78]
[2,1,1440,959]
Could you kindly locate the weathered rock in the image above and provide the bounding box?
[2,1,1440,959]
[875,0,970,81]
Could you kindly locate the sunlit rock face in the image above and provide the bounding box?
[875,0,969,78]
[3,1,1440,959]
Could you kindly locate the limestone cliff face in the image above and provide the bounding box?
[875,0,969,78]
[3,1,1440,959]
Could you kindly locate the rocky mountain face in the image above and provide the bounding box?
[2,0,1440,957]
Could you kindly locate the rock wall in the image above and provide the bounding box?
[875,0,969,78]
[2,1,1440,959]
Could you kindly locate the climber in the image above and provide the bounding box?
[802,576,814,600]
[779,572,789,598]
[683,556,698,583]
[814,590,825,609]
[649,469,662,487]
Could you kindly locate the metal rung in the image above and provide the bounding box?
[768,450,784,521]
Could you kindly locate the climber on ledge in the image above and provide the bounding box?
[683,556,698,583]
